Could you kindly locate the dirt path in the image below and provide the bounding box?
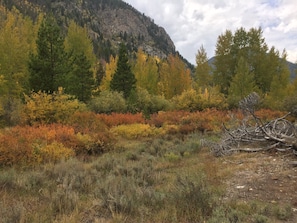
[221,151,297,221]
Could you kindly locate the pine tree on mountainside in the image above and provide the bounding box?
[110,43,136,99]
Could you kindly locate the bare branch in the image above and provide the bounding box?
[207,92,297,158]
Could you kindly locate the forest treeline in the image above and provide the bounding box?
[0,6,297,127]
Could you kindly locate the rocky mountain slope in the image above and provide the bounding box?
[1,0,181,63]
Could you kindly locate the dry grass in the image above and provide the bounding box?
[0,131,295,223]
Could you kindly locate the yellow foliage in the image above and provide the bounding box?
[34,141,74,163]
[158,54,192,99]
[110,123,163,139]
[100,55,118,91]
[172,87,227,111]
[22,88,86,125]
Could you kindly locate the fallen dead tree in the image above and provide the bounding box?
[204,92,297,157]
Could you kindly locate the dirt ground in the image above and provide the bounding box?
[221,150,297,222]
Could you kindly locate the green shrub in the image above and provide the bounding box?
[173,175,214,222]
[88,90,127,114]
[274,205,293,220]
[164,152,180,162]
[126,88,172,116]
[253,214,269,223]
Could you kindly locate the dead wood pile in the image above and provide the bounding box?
[205,92,297,157]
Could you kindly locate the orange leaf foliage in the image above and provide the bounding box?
[98,112,145,127]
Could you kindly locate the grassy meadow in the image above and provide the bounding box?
[0,109,294,223]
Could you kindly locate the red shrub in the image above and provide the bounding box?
[68,111,107,133]
[148,111,191,127]
[98,112,145,127]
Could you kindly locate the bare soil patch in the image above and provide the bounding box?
[222,150,297,222]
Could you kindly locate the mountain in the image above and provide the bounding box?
[0,0,182,63]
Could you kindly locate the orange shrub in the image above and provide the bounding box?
[178,124,197,135]
[98,112,145,127]
[0,123,115,166]
[67,111,107,133]
[0,133,33,166]
[148,111,191,127]
[255,109,286,121]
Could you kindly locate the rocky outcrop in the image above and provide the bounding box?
[2,0,176,60]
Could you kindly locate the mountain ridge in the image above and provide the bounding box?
[1,0,185,64]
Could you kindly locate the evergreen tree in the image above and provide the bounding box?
[28,15,69,92]
[94,60,105,93]
[66,53,94,102]
[110,43,136,98]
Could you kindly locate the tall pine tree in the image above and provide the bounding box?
[28,15,69,92]
[110,43,136,98]
[66,53,94,102]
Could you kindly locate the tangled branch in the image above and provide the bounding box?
[206,92,297,157]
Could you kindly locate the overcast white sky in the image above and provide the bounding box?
[123,0,297,65]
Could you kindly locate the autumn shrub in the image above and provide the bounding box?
[180,110,227,133]
[22,88,86,125]
[172,88,227,111]
[0,123,114,166]
[88,90,127,114]
[0,125,76,166]
[0,131,33,166]
[172,89,202,111]
[34,142,74,163]
[98,112,145,127]
[110,123,163,139]
[178,124,197,135]
[148,110,191,127]
[255,109,286,121]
